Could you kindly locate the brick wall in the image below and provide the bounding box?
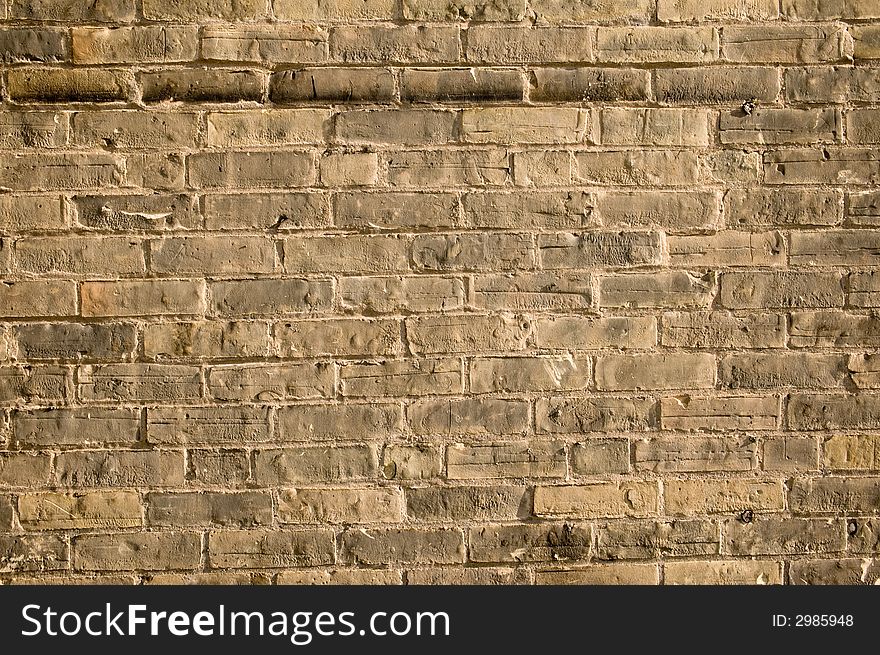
[0,0,879,585]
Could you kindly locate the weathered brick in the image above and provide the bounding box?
[202,26,326,63]
[785,66,880,104]
[9,69,134,103]
[823,434,880,470]
[781,0,880,19]
[849,519,880,553]
[271,68,395,103]
[341,528,464,565]
[0,535,68,573]
[447,441,566,479]
[127,153,186,190]
[722,517,845,555]
[207,110,328,147]
[143,572,268,585]
[75,532,200,571]
[402,68,524,103]
[413,233,534,271]
[74,194,201,231]
[764,437,819,472]
[598,27,719,63]
[0,153,125,191]
[208,192,327,230]
[283,235,409,273]
[538,564,659,585]
[662,312,785,348]
[341,359,462,397]
[571,440,630,475]
[20,491,142,530]
[147,407,270,445]
[635,436,756,472]
[655,67,780,104]
[0,281,75,318]
[147,492,272,527]
[534,482,659,518]
[389,149,510,187]
[140,69,263,104]
[791,477,880,513]
[209,279,333,317]
[0,496,12,530]
[467,27,592,64]
[658,0,779,22]
[469,523,591,563]
[0,196,65,232]
[720,272,844,309]
[0,365,68,404]
[665,560,781,585]
[462,108,588,145]
[79,363,202,403]
[382,444,443,481]
[790,393,880,430]
[721,353,847,389]
[600,109,711,146]
[409,567,529,585]
[337,110,456,146]
[13,408,139,448]
[661,395,780,431]
[408,398,528,436]
[406,314,530,354]
[598,191,720,231]
[853,25,880,59]
[765,148,880,185]
[724,189,841,227]
[143,0,266,20]
[0,453,51,487]
[340,276,465,313]
[848,109,880,144]
[14,323,136,360]
[535,316,656,350]
[530,68,650,102]
[208,529,336,568]
[279,403,401,441]
[576,150,700,186]
[55,451,185,487]
[336,192,461,231]
[789,558,880,585]
[144,321,269,359]
[406,485,526,521]
[188,151,315,188]
[537,397,655,433]
[0,112,66,149]
[850,272,880,307]
[720,108,840,144]
[403,0,525,20]
[596,353,716,391]
[12,0,137,21]
[723,25,849,63]
[189,450,250,486]
[280,488,402,524]
[666,480,784,515]
[597,519,718,559]
[209,363,333,402]
[150,236,275,276]
[332,26,459,63]
[254,446,378,484]
[82,280,206,317]
[320,152,379,187]
[15,236,144,277]
[464,191,594,230]
[532,0,653,23]
[276,318,400,357]
[470,356,590,393]
[72,26,198,64]
[473,272,593,311]
[278,569,401,585]
[276,0,394,19]
[791,230,880,266]
[539,231,663,269]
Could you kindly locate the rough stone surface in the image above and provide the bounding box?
[0,4,876,586]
